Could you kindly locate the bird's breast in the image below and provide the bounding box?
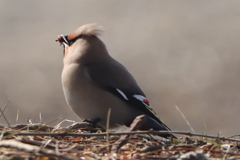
[61,64,94,113]
[61,63,142,128]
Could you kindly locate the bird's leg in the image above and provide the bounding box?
[83,118,102,128]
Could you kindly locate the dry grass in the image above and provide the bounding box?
[0,101,239,159]
[0,118,239,160]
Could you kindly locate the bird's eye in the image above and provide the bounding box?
[68,40,74,46]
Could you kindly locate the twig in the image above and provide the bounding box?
[204,122,208,135]
[42,139,53,149]
[52,118,69,132]
[175,105,195,133]
[227,134,240,139]
[20,138,59,150]
[16,109,19,124]
[45,115,62,126]
[106,108,111,152]
[106,108,111,132]
[2,130,239,142]
[0,98,10,126]
[0,126,6,140]
[55,141,60,155]
[0,98,10,117]
[39,113,42,123]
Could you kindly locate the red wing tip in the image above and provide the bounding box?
[143,99,149,103]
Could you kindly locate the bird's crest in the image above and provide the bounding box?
[69,23,103,39]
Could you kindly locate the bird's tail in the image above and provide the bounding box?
[138,115,177,140]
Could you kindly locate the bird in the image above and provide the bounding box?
[56,23,176,139]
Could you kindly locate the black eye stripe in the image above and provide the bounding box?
[67,35,83,46]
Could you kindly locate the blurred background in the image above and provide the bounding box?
[0,1,240,136]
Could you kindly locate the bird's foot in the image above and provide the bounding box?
[83,118,103,129]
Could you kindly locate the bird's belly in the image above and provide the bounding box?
[62,65,142,128]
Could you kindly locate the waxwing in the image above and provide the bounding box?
[57,24,176,139]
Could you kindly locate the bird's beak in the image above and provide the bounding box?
[56,35,69,46]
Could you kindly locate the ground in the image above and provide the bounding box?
[0,119,239,160]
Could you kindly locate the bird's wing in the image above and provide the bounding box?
[84,59,171,131]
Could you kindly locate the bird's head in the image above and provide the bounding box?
[56,24,107,64]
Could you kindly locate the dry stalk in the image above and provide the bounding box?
[106,108,111,152]
[0,98,10,126]
[175,105,195,133]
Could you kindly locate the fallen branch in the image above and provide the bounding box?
[0,131,240,142]
[111,115,147,153]
[1,129,240,142]
[0,139,74,160]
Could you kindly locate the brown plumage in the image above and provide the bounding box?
[57,23,176,139]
